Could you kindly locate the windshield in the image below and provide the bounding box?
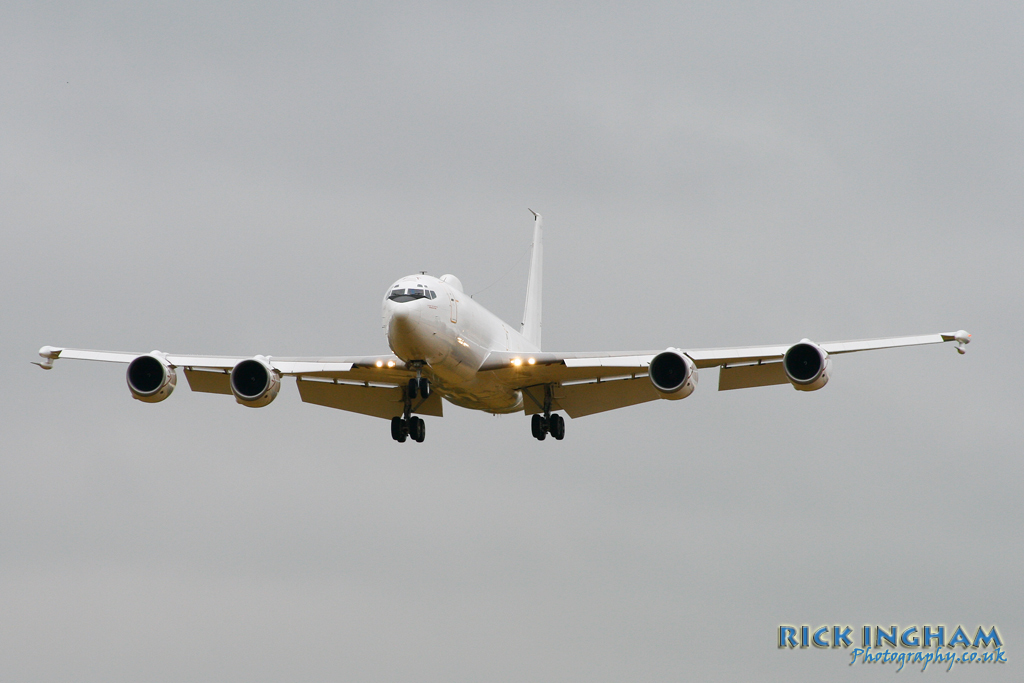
[388,288,435,303]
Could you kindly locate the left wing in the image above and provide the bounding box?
[478,330,971,418]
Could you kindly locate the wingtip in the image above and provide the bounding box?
[954,330,971,354]
[35,345,60,369]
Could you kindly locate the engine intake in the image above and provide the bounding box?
[126,353,176,403]
[783,340,831,391]
[230,357,281,407]
[648,349,698,400]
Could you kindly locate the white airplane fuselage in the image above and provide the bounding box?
[382,274,537,413]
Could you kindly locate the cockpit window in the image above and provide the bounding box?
[389,288,431,303]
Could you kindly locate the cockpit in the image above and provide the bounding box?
[388,287,437,303]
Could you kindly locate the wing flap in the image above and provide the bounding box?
[685,345,789,368]
[557,377,661,418]
[296,379,443,419]
[718,362,789,391]
[521,377,660,418]
[184,369,233,395]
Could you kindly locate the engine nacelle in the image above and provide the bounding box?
[126,353,177,403]
[230,357,281,407]
[783,339,831,391]
[648,349,698,400]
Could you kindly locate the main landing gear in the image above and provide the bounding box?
[392,367,430,443]
[392,415,425,443]
[529,384,565,441]
[531,412,565,440]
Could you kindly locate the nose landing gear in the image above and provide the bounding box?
[407,376,431,400]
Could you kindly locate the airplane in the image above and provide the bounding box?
[35,211,971,443]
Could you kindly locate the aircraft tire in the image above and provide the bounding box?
[391,416,406,442]
[531,414,546,440]
[410,416,425,442]
[419,378,431,399]
[551,414,565,440]
[407,378,418,400]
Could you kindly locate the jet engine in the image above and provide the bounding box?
[783,340,831,391]
[230,357,281,407]
[126,353,177,403]
[648,349,698,400]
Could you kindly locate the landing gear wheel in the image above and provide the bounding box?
[531,414,547,440]
[550,413,565,440]
[409,416,425,442]
[407,378,419,400]
[418,377,431,399]
[391,416,407,442]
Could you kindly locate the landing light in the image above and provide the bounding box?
[528,357,536,365]
[375,360,383,368]
[511,358,522,366]
[387,360,396,368]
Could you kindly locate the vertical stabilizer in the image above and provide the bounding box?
[521,210,543,349]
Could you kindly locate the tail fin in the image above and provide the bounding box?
[521,210,543,349]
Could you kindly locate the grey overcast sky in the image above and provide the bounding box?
[2,2,1021,681]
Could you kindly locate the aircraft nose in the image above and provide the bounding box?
[387,303,417,337]
[390,302,418,323]
[386,301,432,361]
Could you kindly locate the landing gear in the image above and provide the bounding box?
[550,413,565,440]
[391,416,407,442]
[407,375,431,400]
[530,413,565,441]
[393,371,429,443]
[529,384,565,441]
[390,414,426,443]
[531,414,546,440]
[409,415,425,442]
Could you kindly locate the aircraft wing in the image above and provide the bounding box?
[33,345,436,418]
[35,346,416,379]
[684,332,969,367]
[479,331,971,418]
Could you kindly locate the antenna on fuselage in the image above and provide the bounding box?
[521,210,543,349]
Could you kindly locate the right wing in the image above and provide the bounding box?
[33,346,440,419]
[35,346,407,378]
